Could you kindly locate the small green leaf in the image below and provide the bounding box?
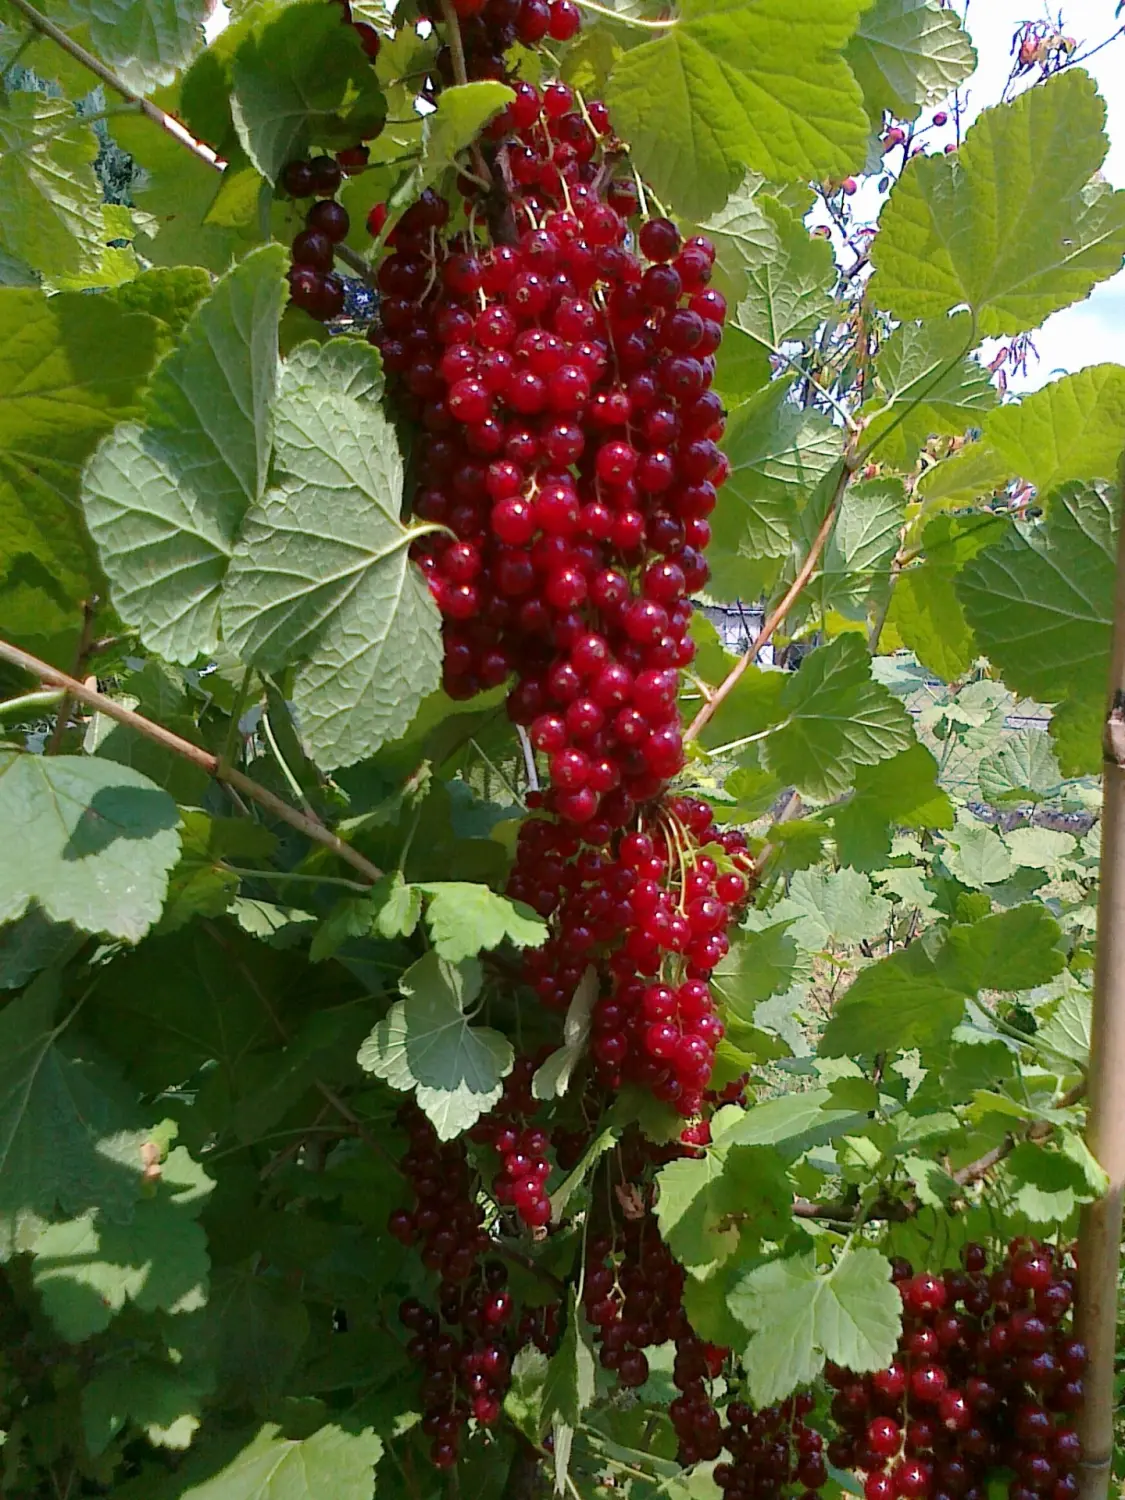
[504,1346,549,1444]
[82,1359,207,1455]
[605,0,873,220]
[980,364,1125,497]
[765,635,916,800]
[0,752,180,943]
[357,953,514,1139]
[230,1,387,182]
[871,70,1125,335]
[941,904,1065,993]
[820,935,967,1057]
[728,1246,902,1404]
[1037,982,1091,1068]
[419,883,548,962]
[888,513,1006,680]
[941,816,1013,889]
[83,246,287,663]
[978,730,1063,805]
[958,482,1116,774]
[711,922,802,1016]
[817,479,907,616]
[845,0,976,124]
[731,195,837,351]
[771,867,892,951]
[655,1142,790,1273]
[717,1087,872,1155]
[390,82,514,209]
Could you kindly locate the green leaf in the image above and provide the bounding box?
[542,1290,596,1432]
[174,1423,383,1500]
[83,1359,207,1455]
[817,478,907,616]
[195,1268,310,1409]
[533,966,598,1100]
[357,952,514,1139]
[504,1345,549,1445]
[871,70,1125,335]
[42,0,208,92]
[765,634,915,799]
[957,482,1116,774]
[771,867,892,951]
[861,313,996,469]
[831,742,953,870]
[605,0,873,220]
[977,364,1125,497]
[695,174,776,304]
[391,81,514,209]
[820,934,966,1056]
[31,1146,212,1341]
[888,513,1006,679]
[0,92,103,278]
[1005,825,1077,874]
[731,195,837,352]
[710,380,843,599]
[941,816,1013,888]
[0,908,74,991]
[1000,1142,1087,1227]
[655,1142,790,1272]
[1037,982,1091,1068]
[0,976,146,1243]
[158,811,277,933]
[221,340,442,769]
[83,246,287,663]
[728,1246,902,1404]
[916,438,1016,512]
[419,883,547,962]
[0,289,162,654]
[978,730,1063,804]
[711,921,802,1016]
[111,267,214,338]
[230,1,387,182]
[821,904,1064,1056]
[717,1086,873,1154]
[0,752,180,942]
[845,0,975,124]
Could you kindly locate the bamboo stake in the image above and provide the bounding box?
[1075,472,1125,1500]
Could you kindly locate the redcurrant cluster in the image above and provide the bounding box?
[388,1103,562,1468]
[582,1216,690,1392]
[826,1241,1085,1500]
[469,1052,555,1228]
[422,0,581,87]
[370,84,728,829]
[509,795,752,1110]
[714,1394,829,1500]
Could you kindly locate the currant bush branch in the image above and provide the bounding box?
[0,637,384,885]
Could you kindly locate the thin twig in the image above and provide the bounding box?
[686,458,855,742]
[437,0,494,190]
[3,0,224,170]
[0,637,383,885]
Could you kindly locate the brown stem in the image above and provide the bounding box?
[687,456,855,742]
[0,637,383,886]
[1075,462,1125,1500]
[3,0,224,169]
[437,0,494,190]
[45,597,99,755]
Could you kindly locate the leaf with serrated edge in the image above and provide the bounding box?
[0,752,180,942]
[83,246,286,662]
[764,634,915,799]
[982,364,1125,497]
[605,0,873,221]
[729,1247,902,1404]
[732,196,837,354]
[357,953,513,1139]
[0,93,103,277]
[48,0,209,93]
[419,883,547,963]
[846,0,975,124]
[222,340,442,767]
[958,482,1116,775]
[870,71,1125,335]
[174,1423,383,1500]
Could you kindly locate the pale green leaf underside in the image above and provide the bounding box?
[83,246,287,662]
[41,0,208,91]
[846,0,976,123]
[176,1423,383,1500]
